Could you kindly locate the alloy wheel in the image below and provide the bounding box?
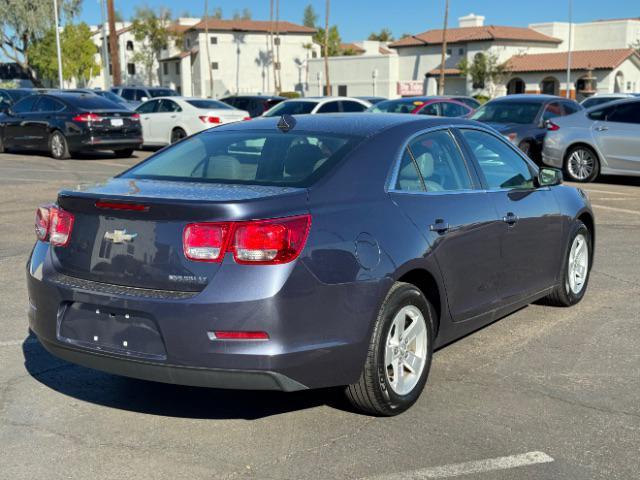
[567,148,595,180]
[51,133,64,158]
[567,233,589,294]
[384,305,428,396]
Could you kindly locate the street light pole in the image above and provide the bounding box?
[100,0,111,89]
[566,0,573,98]
[53,0,64,88]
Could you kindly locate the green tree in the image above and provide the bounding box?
[368,28,394,42]
[131,6,174,85]
[29,22,100,87]
[232,8,252,20]
[458,52,509,96]
[303,4,318,28]
[314,25,341,57]
[0,0,81,85]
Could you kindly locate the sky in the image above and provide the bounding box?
[76,0,637,43]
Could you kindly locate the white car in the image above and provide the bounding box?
[262,96,371,117]
[135,97,250,146]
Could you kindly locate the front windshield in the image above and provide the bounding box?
[471,101,542,124]
[368,98,425,113]
[262,101,317,117]
[120,130,362,187]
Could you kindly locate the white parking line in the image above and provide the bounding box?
[582,188,639,198]
[592,204,640,215]
[364,451,554,479]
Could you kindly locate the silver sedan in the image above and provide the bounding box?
[542,98,640,182]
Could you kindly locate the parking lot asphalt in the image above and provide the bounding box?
[0,151,638,480]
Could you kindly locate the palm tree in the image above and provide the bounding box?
[438,0,449,96]
[255,50,272,93]
[302,42,313,94]
[324,0,331,96]
[234,32,246,94]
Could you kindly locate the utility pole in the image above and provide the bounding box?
[107,0,121,86]
[566,0,573,98]
[52,0,64,88]
[204,0,214,97]
[269,0,276,95]
[275,0,281,94]
[324,0,331,96]
[100,0,110,89]
[438,0,449,96]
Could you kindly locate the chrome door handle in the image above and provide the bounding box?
[595,126,608,132]
[429,219,450,234]
[502,212,519,225]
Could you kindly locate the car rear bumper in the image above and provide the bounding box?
[38,337,308,391]
[67,131,143,151]
[27,242,384,391]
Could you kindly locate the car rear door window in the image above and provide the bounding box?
[317,101,340,113]
[121,89,136,101]
[395,149,425,192]
[541,102,563,122]
[408,130,474,192]
[561,102,581,115]
[35,97,65,112]
[461,129,534,189]
[158,99,181,112]
[607,101,640,124]
[418,103,440,116]
[441,102,467,117]
[136,100,159,114]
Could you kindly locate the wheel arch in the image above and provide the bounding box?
[395,268,443,336]
[577,210,595,265]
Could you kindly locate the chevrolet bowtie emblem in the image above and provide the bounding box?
[104,229,137,244]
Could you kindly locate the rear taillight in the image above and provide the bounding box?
[35,205,74,246]
[131,113,140,121]
[232,215,311,264]
[210,331,269,341]
[72,113,102,122]
[243,117,251,121]
[199,116,221,124]
[183,222,230,262]
[182,215,311,265]
[546,121,560,131]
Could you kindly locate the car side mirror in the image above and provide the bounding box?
[537,167,562,187]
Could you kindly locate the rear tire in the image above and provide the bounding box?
[345,282,434,416]
[541,220,591,307]
[170,128,187,144]
[49,130,71,160]
[113,148,134,158]
[564,145,599,183]
[0,133,5,153]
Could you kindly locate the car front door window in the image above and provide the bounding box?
[419,103,440,116]
[460,129,534,189]
[317,101,340,113]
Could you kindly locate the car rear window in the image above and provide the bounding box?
[120,130,362,187]
[187,99,233,110]
[263,101,317,117]
[470,101,541,124]
[149,89,177,97]
[64,95,123,110]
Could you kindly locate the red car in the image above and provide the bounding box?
[368,96,474,118]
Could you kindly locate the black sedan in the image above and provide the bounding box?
[27,113,593,416]
[470,94,582,163]
[0,92,142,159]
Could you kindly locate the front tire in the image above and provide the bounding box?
[564,145,599,183]
[49,131,70,160]
[542,220,591,307]
[346,282,434,416]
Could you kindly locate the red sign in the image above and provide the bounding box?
[397,80,424,96]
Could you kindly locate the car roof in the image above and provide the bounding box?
[222,95,285,100]
[210,112,479,137]
[489,94,565,103]
[584,96,640,110]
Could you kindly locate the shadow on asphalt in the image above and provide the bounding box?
[594,175,640,187]
[2,149,143,161]
[22,332,354,419]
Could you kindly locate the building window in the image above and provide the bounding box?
[338,85,347,96]
[175,62,180,74]
[458,48,464,55]
[312,51,317,58]
[186,38,191,48]
[274,62,281,70]
[446,48,452,55]
[211,62,219,70]
[210,36,217,45]
[127,63,136,76]
[274,37,281,46]
[163,63,168,75]
[126,40,134,51]
[177,86,182,95]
